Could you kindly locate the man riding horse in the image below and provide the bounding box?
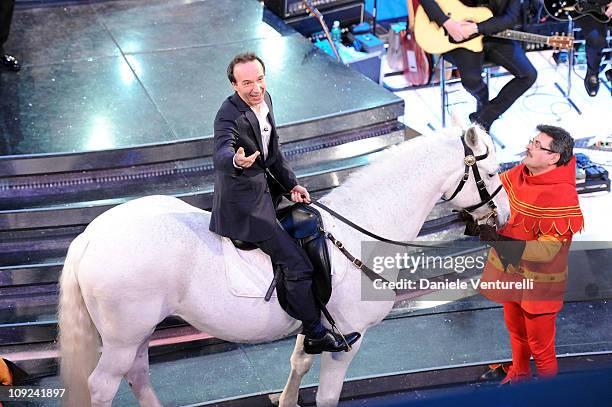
[209,52,360,354]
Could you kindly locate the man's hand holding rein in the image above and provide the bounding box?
[291,185,311,204]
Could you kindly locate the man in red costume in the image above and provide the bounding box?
[478,124,583,383]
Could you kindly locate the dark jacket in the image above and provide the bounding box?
[420,0,521,36]
[209,91,298,242]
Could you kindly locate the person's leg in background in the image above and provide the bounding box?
[479,39,537,131]
[444,48,489,126]
[576,16,607,96]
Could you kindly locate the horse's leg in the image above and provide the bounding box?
[88,343,139,407]
[315,337,363,407]
[125,337,162,407]
[278,334,316,407]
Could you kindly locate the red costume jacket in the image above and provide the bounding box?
[480,156,584,314]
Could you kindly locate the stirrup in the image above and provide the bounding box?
[331,326,352,352]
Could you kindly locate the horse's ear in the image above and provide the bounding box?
[465,126,480,149]
[450,111,465,129]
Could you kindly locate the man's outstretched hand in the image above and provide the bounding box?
[234,147,260,168]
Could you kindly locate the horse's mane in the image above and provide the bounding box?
[323,127,466,203]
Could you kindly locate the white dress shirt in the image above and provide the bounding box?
[233,100,272,168]
[251,100,271,160]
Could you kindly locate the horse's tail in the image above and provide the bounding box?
[58,233,100,407]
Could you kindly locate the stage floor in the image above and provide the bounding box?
[26,299,612,406]
[0,0,400,157]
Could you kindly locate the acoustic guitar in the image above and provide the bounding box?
[544,0,611,23]
[414,0,574,54]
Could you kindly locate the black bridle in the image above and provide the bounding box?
[442,134,504,217]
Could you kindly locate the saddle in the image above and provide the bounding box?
[231,203,333,305]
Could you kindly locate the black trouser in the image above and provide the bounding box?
[256,222,321,335]
[445,39,537,130]
[0,0,15,51]
[577,16,608,75]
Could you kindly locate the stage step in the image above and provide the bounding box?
[0,123,409,228]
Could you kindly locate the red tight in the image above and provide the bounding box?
[503,301,558,381]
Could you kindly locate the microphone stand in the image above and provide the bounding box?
[372,0,377,36]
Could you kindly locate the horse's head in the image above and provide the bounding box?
[441,125,510,230]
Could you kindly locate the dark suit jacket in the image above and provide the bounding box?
[209,92,298,242]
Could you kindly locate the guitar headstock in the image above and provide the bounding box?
[548,34,574,50]
[302,0,323,21]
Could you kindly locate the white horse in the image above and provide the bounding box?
[58,125,510,407]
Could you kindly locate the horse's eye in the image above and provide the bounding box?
[488,168,500,177]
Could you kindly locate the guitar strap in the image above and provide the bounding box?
[400,23,409,72]
[404,0,432,84]
[406,0,417,32]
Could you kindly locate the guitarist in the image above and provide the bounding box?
[420,0,537,131]
[577,0,612,96]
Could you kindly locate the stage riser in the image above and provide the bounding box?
[279,102,404,144]
[0,265,61,287]
[0,121,406,211]
[0,167,369,267]
[0,313,190,347]
[2,247,611,348]
[0,104,405,178]
[0,128,409,233]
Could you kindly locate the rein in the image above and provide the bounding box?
[268,133,502,290]
[310,200,453,249]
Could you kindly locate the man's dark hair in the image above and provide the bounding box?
[227,52,266,84]
[536,124,574,166]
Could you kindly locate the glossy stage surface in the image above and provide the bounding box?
[0,0,400,157]
[25,299,612,406]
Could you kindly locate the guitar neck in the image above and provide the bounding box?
[321,25,341,62]
[303,0,341,62]
[491,30,551,45]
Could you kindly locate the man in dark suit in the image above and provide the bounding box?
[210,52,359,354]
[0,0,20,71]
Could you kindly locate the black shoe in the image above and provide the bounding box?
[584,73,599,97]
[480,364,508,381]
[1,54,20,71]
[303,330,361,354]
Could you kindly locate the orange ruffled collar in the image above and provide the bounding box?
[501,156,583,236]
